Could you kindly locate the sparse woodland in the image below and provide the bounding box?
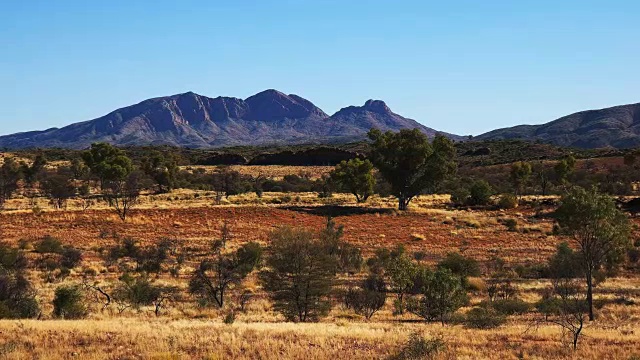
[0,131,639,359]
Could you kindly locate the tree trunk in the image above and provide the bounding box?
[586,272,594,321]
[398,197,409,211]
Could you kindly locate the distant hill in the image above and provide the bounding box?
[0,90,462,149]
[477,102,640,148]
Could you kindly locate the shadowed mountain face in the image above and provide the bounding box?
[477,103,640,149]
[0,90,461,149]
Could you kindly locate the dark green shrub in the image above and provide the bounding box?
[0,272,40,319]
[483,298,530,315]
[0,244,27,271]
[468,180,493,206]
[61,247,83,269]
[53,285,87,319]
[344,275,387,320]
[437,252,481,279]
[449,186,470,206]
[498,194,518,209]
[35,236,64,254]
[114,274,160,309]
[504,218,518,232]
[465,307,506,329]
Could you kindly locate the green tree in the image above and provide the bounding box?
[71,157,89,180]
[367,129,456,210]
[437,252,481,285]
[141,150,179,193]
[259,227,337,322]
[53,285,87,319]
[82,143,133,187]
[344,274,387,320]
[0,158,22,209]
[103,171,144,221]
[554,155,577,188]
[407,268,468,325]
[20,153,47,186]
[320,217,363,273]
[329,158,376,203]
[0,272,40,319]
[41,172,76,209]
[189,223,262,308]
[468,180,493,206]
[555,186,631,321]
[510,161,532,197]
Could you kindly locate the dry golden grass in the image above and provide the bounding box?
[1,185,639,359]
[0,319,638,359]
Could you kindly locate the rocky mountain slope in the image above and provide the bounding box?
[477,102,640,148]
[0,90,460,149]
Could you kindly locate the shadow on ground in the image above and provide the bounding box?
[283,205,396,217]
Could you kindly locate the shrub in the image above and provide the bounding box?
[504,218,518,232]
[498,194,518,209]
[483,298,530,315]
[344,275,387,320]
[61,247,83,269]
[514,263,549,279]
[114,274,161,309]
[468,180,493,206]
[0,272,40,319]
[35,235,64,254]
[389,333,446,360]
[465,307,506,329]
[466,277,487,292]
[53,285,87,319]
[0,243,27,271]
[449,186,470,206]
[223,312,236,324]
[437,252,481,279]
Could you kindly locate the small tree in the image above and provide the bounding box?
[259,227,337,322]
[510,161,532,197]
[20,153,47,186]
[211,166,247,201]
[330,158,376,203]
[437,252,481,285]
[344,274,387,320]
[320,217,363,274]
[0,158,22,209]
[41,173,76,209]
[368,129,456,210]
[554,155,576,188]
[103,171,143,221]
[467,180,493,206]
[555,186,631,321]
[53,285,88,319]
[141,151,179,193]
[82,143,133,188]
[0,272,40,319]
[407,268,467,325]
[189,223,262,308]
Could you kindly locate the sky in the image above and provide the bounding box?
[1,0,639,136]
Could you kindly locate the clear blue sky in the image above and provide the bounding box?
[2,0,639,136]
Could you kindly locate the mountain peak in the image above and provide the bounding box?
[244,89,327,121]
[363,100,392,114]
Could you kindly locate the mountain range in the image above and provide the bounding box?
[476,102,640,148]
[0,90,639,149]
[0,90,462,149]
